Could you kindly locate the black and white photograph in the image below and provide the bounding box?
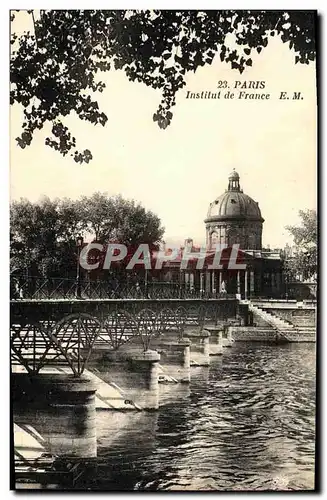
[9,8,317,491]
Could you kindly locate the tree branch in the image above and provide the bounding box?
[30,10,38,48]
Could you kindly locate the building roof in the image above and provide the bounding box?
[205,170,264,222]
[228,168,240,180]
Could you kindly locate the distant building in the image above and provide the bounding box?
[205,169,263,250]
[88,170,288,298]
[198,169,284,298]
[201,169,284,297]
[283,243,298,259]
[160,170,286,298]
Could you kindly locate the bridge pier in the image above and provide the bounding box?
[186,330,211,366]
[151,339,191,383]
[87,348,160,410]
[12,373,97,458]
[222,326,234,347]
[207,326,224,355]
[236,302,249,326]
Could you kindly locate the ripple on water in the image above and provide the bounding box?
[94,342,315,491]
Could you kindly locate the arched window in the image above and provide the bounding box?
[211,231,218,247]
[220,226,226,245]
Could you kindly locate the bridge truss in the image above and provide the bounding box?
[10,300,236,377]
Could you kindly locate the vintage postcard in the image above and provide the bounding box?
[10,9,317,491]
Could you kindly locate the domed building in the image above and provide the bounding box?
[159,169,285,299]
[200,169,284,298]
[205,169,264,250]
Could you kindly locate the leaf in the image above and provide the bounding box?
[10,10,316,160]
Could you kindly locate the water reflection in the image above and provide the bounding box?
[94,343,315,491]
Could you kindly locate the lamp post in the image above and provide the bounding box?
[145,268,148,298]
[302,249,310,282]
[76,236,84,299]
[285,272,289,301]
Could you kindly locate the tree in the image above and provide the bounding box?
[79,192,165,245]
[10,196,85,278]
[10,193,165,278]
[10,10,316,162]
[285,209,317,281]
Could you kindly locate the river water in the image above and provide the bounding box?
[93,342,315,491]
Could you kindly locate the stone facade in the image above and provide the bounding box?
[204,169,264,250]
[228,326,277,342]
[262,307,316,327]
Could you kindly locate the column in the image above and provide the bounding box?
[244,269,248,300]
[194,270,200,293]
[205,271,211,295]
[212,272,216,295]
[219,270,222,293]
[185,272,189,288]
[200,273,205,296]
[189,272,194,291]
[237,270,241,297]
[12,373,97,458]
[250,270,255,296]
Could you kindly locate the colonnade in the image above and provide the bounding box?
[183,268,282,298]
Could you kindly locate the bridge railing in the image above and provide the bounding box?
[10,275,234,300]
[11,303,229,376]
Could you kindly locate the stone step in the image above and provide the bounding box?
[251,306,297,334]
[254,308,287,319]
[279,333,315,342]
[248,301,316,342]
[267,315,294,327]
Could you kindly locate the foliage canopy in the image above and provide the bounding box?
[10,10,316,162]
[285,209,317,282]
[10,193,164,278]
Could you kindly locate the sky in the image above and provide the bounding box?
[10,11,317,249]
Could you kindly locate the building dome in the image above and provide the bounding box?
[204,170,264,250]
[207,191,262,220]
